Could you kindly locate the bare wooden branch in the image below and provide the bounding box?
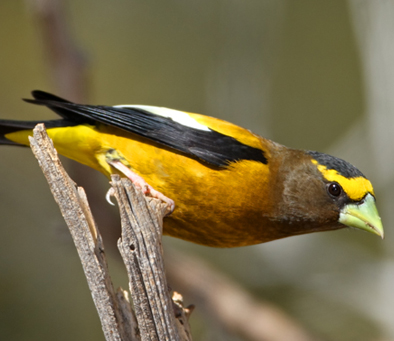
[116,288,140,341]
[166,251,318,341]
[29,124,191,341]
[111,176,188,341]
[29,123,134,341]
[171,292,193,341]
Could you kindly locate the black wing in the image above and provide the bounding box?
[25,91,267,168]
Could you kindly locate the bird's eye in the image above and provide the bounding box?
[327,182,342,197]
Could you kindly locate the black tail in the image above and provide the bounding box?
[0,91,83,146]
[24,90,92,124]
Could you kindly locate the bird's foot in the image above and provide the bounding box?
[107,159,175,212]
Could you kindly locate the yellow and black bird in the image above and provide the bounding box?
[0,91,384,247]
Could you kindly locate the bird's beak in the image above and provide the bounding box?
[339,193,384,238]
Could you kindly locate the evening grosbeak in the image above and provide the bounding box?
[0,91,383,247]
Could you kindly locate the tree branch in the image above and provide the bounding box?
[29,124,191,341]
[166,252,318,341]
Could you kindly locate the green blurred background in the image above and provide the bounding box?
[0,1,393,340]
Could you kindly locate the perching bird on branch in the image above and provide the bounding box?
[0,91,383,247]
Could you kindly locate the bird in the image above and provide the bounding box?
[0,90,383,247]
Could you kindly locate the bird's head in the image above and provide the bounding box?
[274,150,384,238]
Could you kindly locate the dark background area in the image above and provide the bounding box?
[0,1,392,340]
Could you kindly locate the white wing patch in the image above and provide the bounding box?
[113,105,211,132]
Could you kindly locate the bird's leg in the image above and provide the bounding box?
[105,149,175,212]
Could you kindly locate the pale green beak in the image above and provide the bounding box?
[339,193,384,238]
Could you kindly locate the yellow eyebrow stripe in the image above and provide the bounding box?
[312,160,374,201]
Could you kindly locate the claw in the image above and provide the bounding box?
[106,187,116,206]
